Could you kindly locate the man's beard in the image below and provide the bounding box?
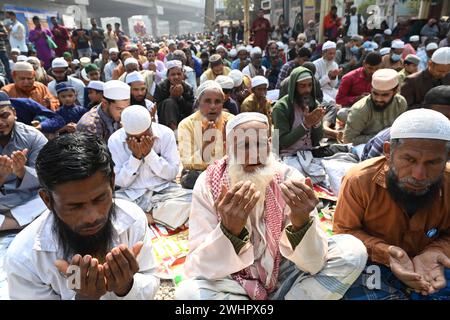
[372,95,395,111]
[386,166,442,217]
[130,92,147,107]
[52,202,116,262]
[228,152,280,202]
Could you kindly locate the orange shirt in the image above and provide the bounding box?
[333,156,450,266]
[1,82,59,111]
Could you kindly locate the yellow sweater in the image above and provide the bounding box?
[178,110,235,171]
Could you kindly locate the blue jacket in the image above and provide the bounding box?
[10,98,65,133]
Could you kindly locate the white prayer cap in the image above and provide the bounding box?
[251,75,269,88]
[165,59,182,70]
[215,75,234,90]
[390,109,450,141]
[80,57,91,67]
[229,48,237,58]
[236,45,247,54]
[337,39,344,44]
[322,41,336,51]
[310,39,317,45]
[52,57,68,69]
[195,80,223,99]
[371,68,399,91]
[276,41,284,48]
[167,39,176,46]
[124,57,139,67]
[11,48,20,54]
[246,45,253,53]
[121,105,152,135]
[384,29,392,35]
[13,61,34,72]
[431,47,450,65]
[409,35,420,42]
[351,4,357,9]
[226,112,269,137]
[380,47,391,56]
[216,45,227,53]
[72,59,80,65]
[17,55,28,62]
[103,80,130,100]
[109,48,119,54]
[87,80,104,91]
[27,56,40,65]
[125,71,145,84]
[391,40,405,49]
[250,46,262,57]
[229,69,244,87]
[426,42,439,52]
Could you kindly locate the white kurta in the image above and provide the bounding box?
[184,163,329,281]
[108,124,180,201]
[313,58,339,103]
[9,21,28,52]
[5,198,160,300]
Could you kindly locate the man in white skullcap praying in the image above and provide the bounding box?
[401,47,450,109]
[154,60,195,131]
[177,80,234,189]
[108,105,191,228]
[1,62,59,111]
[175,112,367,300]
[335,109,450,300]
[126,71,157,121]
[119,58,155,100]
[343,68,407,145]
[77,80,130,141]
[103,48,121,81]
[242,47,266,79]
[313,41,342,103]
[240,76,272,127]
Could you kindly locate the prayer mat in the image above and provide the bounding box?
[149,223,189,283]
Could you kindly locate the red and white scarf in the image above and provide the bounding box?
[206,156,285,300]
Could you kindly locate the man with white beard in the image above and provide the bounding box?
[175,112,368,300]
[313,41,342,103]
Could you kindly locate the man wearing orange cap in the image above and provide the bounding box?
[343,68,407,145]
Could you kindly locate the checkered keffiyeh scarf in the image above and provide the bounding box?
[206,156,285,300]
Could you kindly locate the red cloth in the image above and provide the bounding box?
[52,25,70,57]
[323,13,341,40]
[251,17,271,50]
[336,67,372,107]
[402,43,416,59]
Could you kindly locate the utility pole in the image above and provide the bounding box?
[244,0,250,44]
[205,0,216,32]
[319,0,331,43]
